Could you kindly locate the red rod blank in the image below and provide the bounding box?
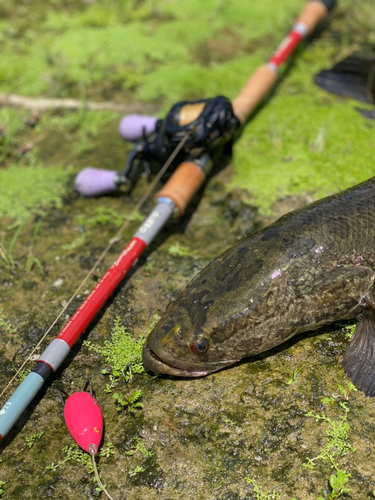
[57,237,146,348]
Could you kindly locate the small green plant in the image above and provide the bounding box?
[0,221,43,274]
[46,442,114,473]
[305,383,356,471]
[339,322,357,340]
[304,409,355,469]
[113,390,143,412]
[25,431,44,448]
[0,307,16,333]
[317,469,351,500]
[47,443,115,494]
[245,478,280,500]
[16,369,31,382]
[144,259,155,273]
[168,242,196,257]
[321,382,358,406]
[302,384,357,498]
[0,224,23,272]
[128,465,146,476]
[0,480,5,497]
[25,219,43,274]
[285,359,306,385]
[84,317,146,391]
[125,436,153,458]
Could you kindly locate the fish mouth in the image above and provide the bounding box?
[142,343,216,377]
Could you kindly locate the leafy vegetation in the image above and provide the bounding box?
[303,383,357,499]
[0,220,44,274]
[168,242,196,257]
[113,389,143,412]
[25,431,44,449]
[0,224,23,272]
[83,316,147,391]
[125,436,153,458]
[304,406,355,469]
[46,442,115,473]
[285,359,306,385]
[245,478,281,500]
[317,470,351,500]
[25,218,44,273]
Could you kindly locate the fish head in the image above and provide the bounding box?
[142,239,275,377]
[142,221,304,377]
[142,297,240,376]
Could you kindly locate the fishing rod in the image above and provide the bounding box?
[0,0,336,441]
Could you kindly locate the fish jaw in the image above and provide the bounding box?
[142,330,238,377]
[142,343,215,377]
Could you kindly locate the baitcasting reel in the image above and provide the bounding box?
[75,95,241,197]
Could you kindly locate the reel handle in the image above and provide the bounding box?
[118,114,158,141]
[75,167,119,197]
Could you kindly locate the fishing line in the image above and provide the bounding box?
[90,449,116,500]
[0,132,190,401]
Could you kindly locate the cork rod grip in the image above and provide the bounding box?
[156,161,205,216]
[232,65,278,125]
[297,0,329,34]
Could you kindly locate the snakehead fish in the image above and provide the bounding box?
[142,177,375,396]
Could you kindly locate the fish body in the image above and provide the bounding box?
[143,177,375,396]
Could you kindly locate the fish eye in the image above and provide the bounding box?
[190,338,209,355]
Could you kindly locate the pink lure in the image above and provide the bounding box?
[63,392,103,454]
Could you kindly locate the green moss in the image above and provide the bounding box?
[77,206,143,229]
[231,77,375,213]
[0,0,302,98]
[0,164,71,221]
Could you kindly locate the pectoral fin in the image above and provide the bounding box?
[343,297,375,397]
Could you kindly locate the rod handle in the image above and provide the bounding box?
[297,0,331,34]
[232,65,278,125]
[0,372,45,440]
[155,161,206,217]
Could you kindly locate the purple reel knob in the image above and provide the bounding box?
[75,168,118,197]
[118,114,158,141]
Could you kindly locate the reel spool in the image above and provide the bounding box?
[75,95,240,197]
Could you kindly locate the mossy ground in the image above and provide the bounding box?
[0,0,375,499]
